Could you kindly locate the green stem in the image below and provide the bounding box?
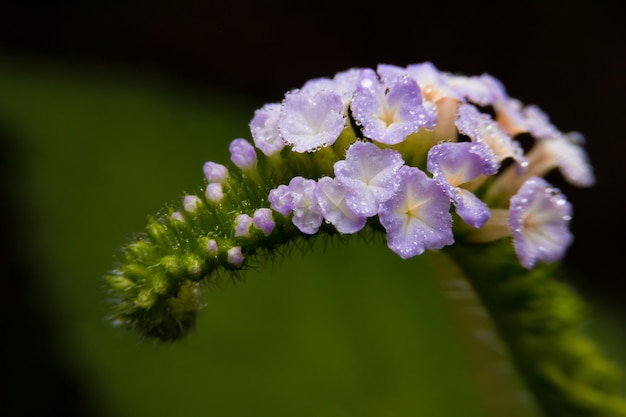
[443,241,626,417]
[430,251,543,417]
[104,134,356,341]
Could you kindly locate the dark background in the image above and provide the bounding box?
[1,1,624,416]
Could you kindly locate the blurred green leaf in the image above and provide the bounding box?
[1,54,623,417]
[0,55,490,417]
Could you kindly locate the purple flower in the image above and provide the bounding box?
[351,68,436,145]
[203,161,229,183]
[535,132,595,187]
[446,71,526,137]
[445,73,502,107]
[520,104,563,140]
[278,88,345,153]
[378,62,462,105]
[253,208,276,236]
[509,177,573,269]
[378,166,454,259]
[234,213,253,237]
[456,103,527,173]
[301,68,361,110]
[287,176,323,234]
[445,71,526,137]
[205,182,224,203]
[249,103,285,156]
[374,63,407,85]
[206,238,218,254]
[170,211,185,223]
[334,141,405,217]
[519,105,595,187]
[229,138,258,171]
[427,142,498,228]
[183,195,201,213]
[268,184,293,217]
[314,176,367,234]
[227,246,244,267]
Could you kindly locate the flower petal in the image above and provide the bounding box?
[378,166,454,258]
[509,177,573,269]
[279,89,345,152]
[334,141,405,217]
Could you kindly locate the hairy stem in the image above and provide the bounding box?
[431,251,543,417]
[444,241,626,417]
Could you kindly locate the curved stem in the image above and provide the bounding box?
[443,241,626,417]
[430,250,543,417]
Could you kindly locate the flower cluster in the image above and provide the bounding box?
[239,62,593,269]
[106,61,595,340]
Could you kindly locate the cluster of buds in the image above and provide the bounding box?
[106,62,594,340]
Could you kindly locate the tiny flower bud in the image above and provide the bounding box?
[184,254,204,277]
[227,246,244,267]
[206,238,218,254]
[160,255,183,276]
[234,213,253,237]
[253,208,276,236]
[250,103,284,156]
[205,183,224,203]
[170,211,185,223]
[183,195,201,213]
[203,161,229,183]
[229,138,257,171]
[268,184,293,217]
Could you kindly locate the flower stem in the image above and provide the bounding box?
[443,241,626,417]
[430,250,543,417]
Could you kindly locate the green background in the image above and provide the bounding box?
[1,55,624,417]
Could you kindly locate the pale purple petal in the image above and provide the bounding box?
[351,68,435,145]
[268,184,293,216]
[314,176,367,234]
[542,132,595,187]
[206,239,218,254]
[427,142,498,228]
[445,73,502,106]
[229,138,257,170]
[472,73,508,101]
[378,166,454,259]
[250,103,284,156]
[183,195,201,213]
[234,213,253,237]
[456,103,527,173]
[428,141,499,185]
[170,211,185,223]
[288,176,323,234]
[514,105,594,186]
[301,67,360,110]
[524,130,595,188]
[278,88,345,152]
[375,63,442,131]
[227,246,244,267]
[494,97,528,136]
[205,183,224,202]
[203,161,229,183]
[520,105,562,140]
[330,68,361,107]
[375,63,407,85]
[453,189,491,229]
[253,208,276,236]
[404,62,462,103]
[334,141,405,217]
[509,177,573,269]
